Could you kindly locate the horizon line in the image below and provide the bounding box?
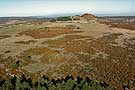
[0,12,135,18]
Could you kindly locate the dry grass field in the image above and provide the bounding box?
[0,19,135,89]
[98,17,135,30]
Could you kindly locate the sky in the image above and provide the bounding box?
[0,0,135,17]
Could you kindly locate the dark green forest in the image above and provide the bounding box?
[0,75,112,90]
[56,16,72,21]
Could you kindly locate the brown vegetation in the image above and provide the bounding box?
[44,35,95,54]
[98,19,135,30]
[24,47,59,55]
[0,35,10,39]
[15,40,37,44]
[43,33,135,89]
[0,17,135,90]
[19,27,83,39]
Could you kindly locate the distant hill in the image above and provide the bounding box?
[71,13,97,23]
[81,13,96,19]
[0,17,49,25]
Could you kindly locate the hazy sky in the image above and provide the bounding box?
[0,0,135,17]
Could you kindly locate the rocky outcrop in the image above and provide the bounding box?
[72,13,97,23]
[81,13,96,20]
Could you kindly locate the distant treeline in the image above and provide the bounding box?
[56,16,72,21]
[0,75,112,90]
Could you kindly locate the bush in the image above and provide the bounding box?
[24,55,31,61]
[0,75,113,90]
[9,61,20,69]
[57,16,72,21]
[76,27,80,29]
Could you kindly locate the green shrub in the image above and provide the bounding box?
[57,16,72,21]
[9,61,20,69]
[0,75,113,90]
[24,55,31,61]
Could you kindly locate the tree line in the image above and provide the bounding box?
[0,75,112,90]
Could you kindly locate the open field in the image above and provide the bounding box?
[0,17,135,90]
[98,16,135,30]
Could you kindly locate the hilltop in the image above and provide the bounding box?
[71,13,97,23]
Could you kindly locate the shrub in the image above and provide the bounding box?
[9,61,20,69]
[57,16,72,21]
[77,27,80,29]
[0,75,113,90]
[24,55,31,61]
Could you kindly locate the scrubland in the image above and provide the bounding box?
[0,19,135,90]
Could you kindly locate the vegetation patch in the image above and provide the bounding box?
[24,47,59,55]
[14,40,37,44]
[0,20,135,90]
[124,37,135,49]
[0,75,112,90]
[43,33,135,89]
[0,35,10,39]
[19,27,83,39]
[44,35,94,54]
[4,50,11,53]
[56,16,72,21]
[9,61,20,69]
[98,19,135,30]
[22,63,50,73]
